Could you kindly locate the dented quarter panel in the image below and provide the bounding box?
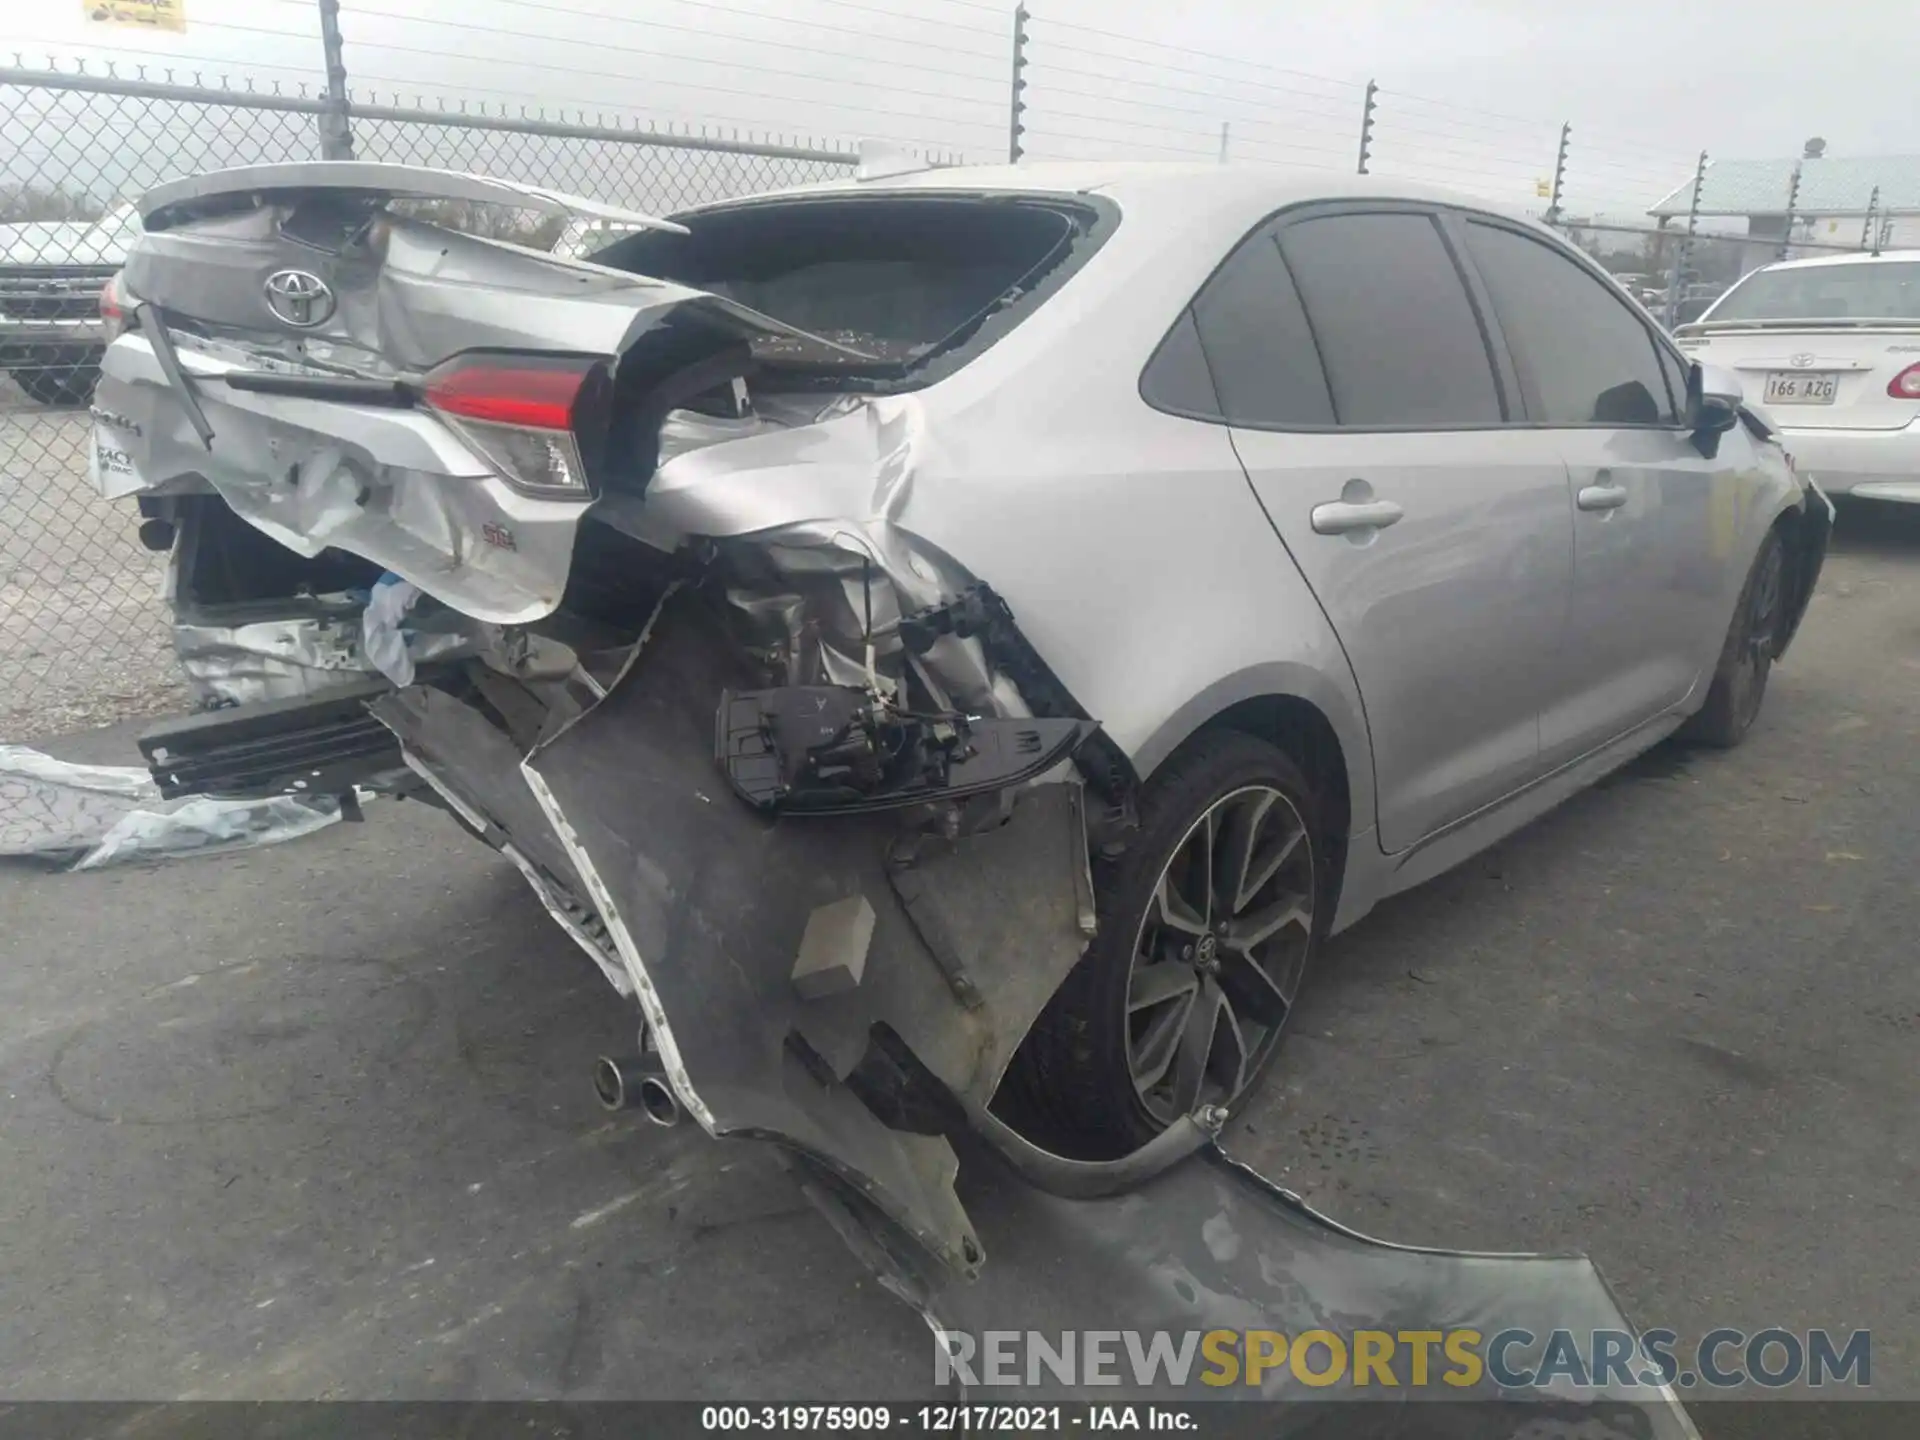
[96,331,589,623]
[593,173,1381,893]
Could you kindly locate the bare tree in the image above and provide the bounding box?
[0,183,106,224]
[390,198,566,250]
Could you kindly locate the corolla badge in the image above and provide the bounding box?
[263,269,335,328]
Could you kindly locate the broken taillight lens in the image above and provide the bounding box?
[100,273,132,340]
[422,352,613,498]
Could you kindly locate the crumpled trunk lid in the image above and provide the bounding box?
[92,163,861,623]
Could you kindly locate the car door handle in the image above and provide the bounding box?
[1310,499,1405,535]
[1577,483,1629,512]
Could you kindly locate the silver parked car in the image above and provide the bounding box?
[91,161,1828,1272]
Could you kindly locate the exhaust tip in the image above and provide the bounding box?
[594,1054,682,1126]
[637,1075,682,1128]
[592,1055,626,1111]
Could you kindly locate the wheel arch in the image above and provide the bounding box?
[1129,665,1372,921]
[1770,487,1831,660]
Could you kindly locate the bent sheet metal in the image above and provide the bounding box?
[368,592,1694,1434]
[373,592,1100,1277]
[804,1137,1701,1437]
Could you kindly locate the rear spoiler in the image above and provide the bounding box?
[140,161,691,236]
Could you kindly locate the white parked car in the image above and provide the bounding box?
[1677,250,1920,504]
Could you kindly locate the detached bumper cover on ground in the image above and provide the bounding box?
[347,594,1696,1434]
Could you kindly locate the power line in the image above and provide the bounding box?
[340,69,976,150]
[1034,16,1362,94]
[336,0,1006,58]
[663,0,1005,38]
[9,43,322,81]
[1372,108,1556,148]
[343,5,1005,92]
[1025,64,1361,129]
[346,0,1006,60]
[1025,131,1218,159]
[233,29,1011,133]
[1030,35,1361,108]
[1027,103,1347,159]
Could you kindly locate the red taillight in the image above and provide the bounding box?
[423,359,589,429]
[1888,362,1920,399]
[100,274,130,338]
[421,353,611,498]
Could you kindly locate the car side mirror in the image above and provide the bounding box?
[1688,361,1742,458]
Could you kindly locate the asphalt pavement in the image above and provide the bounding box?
[0,502,1914,1417]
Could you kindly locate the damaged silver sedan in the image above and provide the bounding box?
[91,162,1820,1399]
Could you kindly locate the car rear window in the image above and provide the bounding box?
[1708,261,1920,322]
[588,194,1109,385]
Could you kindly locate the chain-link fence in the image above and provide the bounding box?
[0,66,858,738]
[3,30,1916,737]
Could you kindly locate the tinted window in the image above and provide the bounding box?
[1140,308,1222,418]
[1186,232,1334,427]
[1278,212,1503,427]
[1465,222,1675,425]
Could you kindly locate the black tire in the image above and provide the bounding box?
[17,367,97,408]
[1679,528,1786,749]
[1002,729,1327,1159]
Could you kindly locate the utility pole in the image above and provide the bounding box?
[1007,4,1029,165]
[1861,186,1880,252]
[1778,161,1802,262]
[1667,150,1707,331]
[1218,121,1230,163]
[1355,80,1376,175]
[317,0,354,160]
[1544,123,1570,227]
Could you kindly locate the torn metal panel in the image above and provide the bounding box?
[0,746,340,870]
[476,593,1097,1275]
[172,604,486,708]
[805,1138,1698,1436]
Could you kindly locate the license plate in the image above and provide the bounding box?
[1764,371,1838,405]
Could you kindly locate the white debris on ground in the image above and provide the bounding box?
[0,744,342,870]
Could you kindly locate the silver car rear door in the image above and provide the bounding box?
[1174,204,1572,854]
[1452,216,1729,765]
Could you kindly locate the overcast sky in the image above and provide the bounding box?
[7,0,1906,214]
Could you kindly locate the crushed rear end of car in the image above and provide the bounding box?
[87,166,1701,1428]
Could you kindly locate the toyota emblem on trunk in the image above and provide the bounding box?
[1790,352,1817,368]
[263,269,335,328]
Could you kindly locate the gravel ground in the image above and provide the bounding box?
[0,382,188,740]
[0,501,1913,1428]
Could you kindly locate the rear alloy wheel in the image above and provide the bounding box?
[1003,731,1324,1158]
[1681,529,1785,749]
[1124,781,1315,1128]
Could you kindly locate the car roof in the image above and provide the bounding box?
[1749,248,1920,274]
[683,160,1542,231]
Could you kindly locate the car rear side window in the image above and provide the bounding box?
[1181,232,1334,427]
[1140,308,1224,419]
[1464,221,1677,425]
[1277,211,1504,427]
